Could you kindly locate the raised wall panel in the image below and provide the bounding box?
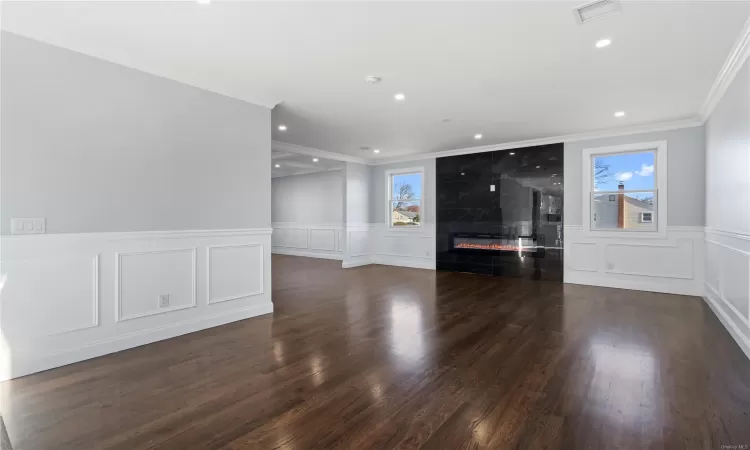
[337,229,346,252]
[564,227,704,296]
[348,230,370,257]
[285,228,309,249]
[208,244,264,304]
[272,228,285,247]
[604,240,693,279]
[721,245,750,320]
[567,242,598,272]
[0,255,99,339]
[309,229,336,252]
[377,235,431,258]
[116,248,196,321]
[706,240,722,292]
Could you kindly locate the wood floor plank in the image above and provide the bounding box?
[1,254,749,449]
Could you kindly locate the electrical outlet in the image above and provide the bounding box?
[607,262,614,270]
[159,294,170,308]
[11,218,46,235]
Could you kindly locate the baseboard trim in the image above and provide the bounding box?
[3,302,273,381]
[704,289,750,360]
[272,248,343,260]
[372,255,435,270]
[564,272,702,296]
[342,258,372,269]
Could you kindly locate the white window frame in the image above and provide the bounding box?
[386,167,425,229]
[581,140,667,239]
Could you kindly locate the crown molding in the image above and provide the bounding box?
[371,117,702,165]
[272,140,369,165]
[698,16,750,123]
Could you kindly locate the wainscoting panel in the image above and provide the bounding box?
[207,244,264,304]
[272,223,343,260]
[337,229,346,253]
[117,249,196,321]
[564,226,704,296]
[604,240,694,279]
[310,229,336,252]
[704,228,750,359]
[271,223,436,269]
[567,242,598,272]
[0,229,273,381]
[342,225,372,268]
[284,228,309,249]
[271,228,285,247]
[370,224,436,270]
[1,254,99,340]
[348,230,370,257]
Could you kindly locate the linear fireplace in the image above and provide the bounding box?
[451,234,542,255]
[436,143,564,280]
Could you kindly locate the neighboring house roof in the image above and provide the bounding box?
[593,195,653,211]
[624,196,653,211]
[398,211,419,219]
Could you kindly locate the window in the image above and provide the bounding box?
[582,140,667,237]
[387,169,423,227]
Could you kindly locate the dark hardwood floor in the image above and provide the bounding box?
[2,254,749,449]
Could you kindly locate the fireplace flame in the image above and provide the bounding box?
[455,243,523,251]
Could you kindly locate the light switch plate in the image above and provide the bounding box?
[159,294,170,308]
[11,218,46,235]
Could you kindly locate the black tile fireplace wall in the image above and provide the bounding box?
[436,143,564,280]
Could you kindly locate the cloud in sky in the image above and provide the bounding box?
[615,172,633,182]
[635,164,654,176]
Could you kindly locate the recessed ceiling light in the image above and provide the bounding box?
[474,134,482,140]
[274,164,281,168]
[394,93,405,101]
[509,152,515,155]
[278,125,287,131]
[373,149,380,154]
[196,0,211,4]
[595,39,612,48]
[312,158,319,162]
[614,111,626,118]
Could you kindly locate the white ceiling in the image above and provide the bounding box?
[4,1,749,162]
[272,150,344,179]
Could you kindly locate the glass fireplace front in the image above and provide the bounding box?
[451,233,544,256]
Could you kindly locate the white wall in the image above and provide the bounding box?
[1,32,271,233]
[0,33,273,379]
[272,171,343,224]
[704,57,750,359]
[563,127,706,296]
[271,171,345,260]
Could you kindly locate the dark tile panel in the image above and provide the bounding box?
[436,143,564,280]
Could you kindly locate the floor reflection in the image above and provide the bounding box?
[389,300,425,365]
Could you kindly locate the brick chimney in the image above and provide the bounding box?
[617,182,625,228]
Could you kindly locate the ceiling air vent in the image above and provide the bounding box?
[573,0,621,25]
